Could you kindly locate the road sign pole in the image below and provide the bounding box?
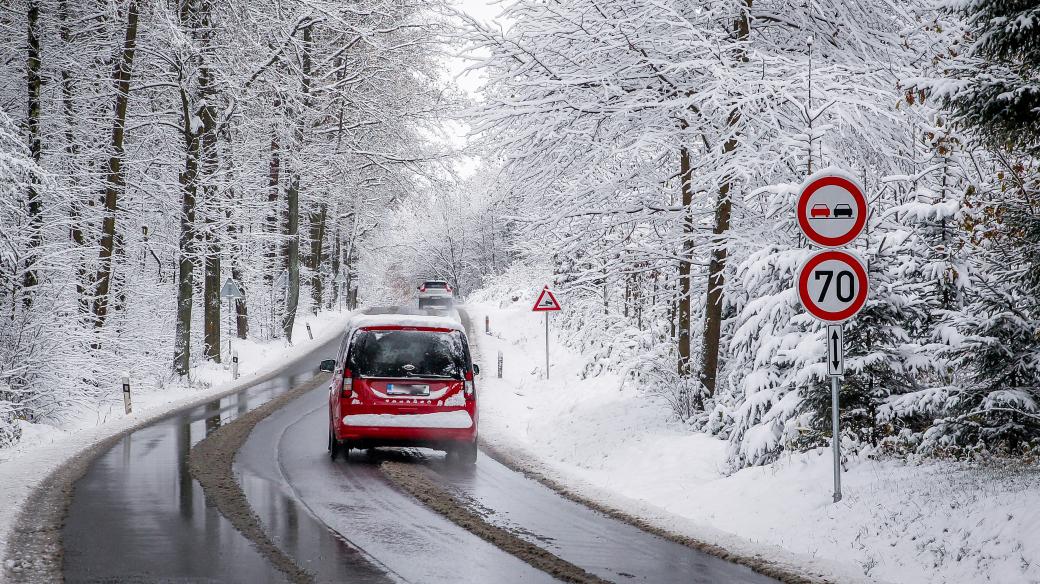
[831,374,842,503]
[531,285,562,379]
[227,297,233,358]
[545,311,550,379]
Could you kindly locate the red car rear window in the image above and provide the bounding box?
[349,329,467,379]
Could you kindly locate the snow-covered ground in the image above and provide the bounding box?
[468,302,1040,584]
[0,310,355,562]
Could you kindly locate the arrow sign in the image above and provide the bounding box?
[827,324,844,376]
[532,286,562,312]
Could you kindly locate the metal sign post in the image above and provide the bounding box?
[220,278,244,363]
[545,312,550,378]
[531,286,562,380]
[795,170,870,504]
[827,323,844,502]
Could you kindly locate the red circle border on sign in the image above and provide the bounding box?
[797,175,868,248]
[797,250,868,322]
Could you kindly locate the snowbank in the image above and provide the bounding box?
[468,302,1040,584]
[0,309,355,563]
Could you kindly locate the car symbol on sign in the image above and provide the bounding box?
[810,204,830,218]
[833,203,853,218]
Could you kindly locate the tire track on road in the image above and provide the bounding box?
[380,461,608,584]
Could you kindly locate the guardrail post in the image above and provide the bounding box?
[497,350,503,378]
[306,323,313,340]
[232,350,240,380]
[485,315,490,335]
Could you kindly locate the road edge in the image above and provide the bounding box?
[1,315,350,583]
[187,375,327,584]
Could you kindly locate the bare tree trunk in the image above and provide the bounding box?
[233,266,248,338]
[225,178,249,339]
[282,23,312,340]
[330,226,341,309]
[266,130,280,286]
[200,107,220,362]
[22,0,43,307]
[173,90,200,376]
[91,0,140,328]
[194,0,221,363]
[283,171,300,340]
[698,0,750,400]
[308,204,326,312]
[677,143,694,376]
[266,116,281,338]
[174,0,201,376]
[59,0,90,316]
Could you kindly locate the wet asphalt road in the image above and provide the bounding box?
[60,306,780,584]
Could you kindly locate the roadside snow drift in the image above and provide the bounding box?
[467,302,1040,584]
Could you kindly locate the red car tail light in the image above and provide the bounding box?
[342,369,354,398]
[419,285,426,292]
[464,371,475,400]
[445,284,453,293]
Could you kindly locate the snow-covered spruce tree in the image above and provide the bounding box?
[923,0,1039,154]
[797,233,932,452]
[706,0,949,464]
[913,0,1040,452]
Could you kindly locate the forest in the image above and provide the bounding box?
[1,0,1039,469]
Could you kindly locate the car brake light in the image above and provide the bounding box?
[342,369,354,398]
[464,371,475,399]
[419,285,426,292]
[446,284,452,292]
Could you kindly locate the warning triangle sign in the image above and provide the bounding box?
[532,286,562,312]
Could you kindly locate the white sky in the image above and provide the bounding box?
[439,0,506,178]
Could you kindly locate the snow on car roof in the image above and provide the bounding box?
[345,313,465,333]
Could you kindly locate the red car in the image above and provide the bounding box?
[810,203,830,218]
[323,315,479,464]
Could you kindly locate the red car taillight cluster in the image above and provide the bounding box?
[342,369,354,398]
[464,370,475,400]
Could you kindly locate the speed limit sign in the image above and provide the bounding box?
[797,250,868,323]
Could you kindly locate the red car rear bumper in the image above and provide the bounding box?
[333,408,477,449]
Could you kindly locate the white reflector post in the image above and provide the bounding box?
[122,374,132,415]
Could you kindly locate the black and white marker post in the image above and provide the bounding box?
[795,170,870,504]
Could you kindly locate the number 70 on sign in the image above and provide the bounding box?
[797,250,868,323]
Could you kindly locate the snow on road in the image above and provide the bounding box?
[0,310,355,566]
[468,302,1040,584]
